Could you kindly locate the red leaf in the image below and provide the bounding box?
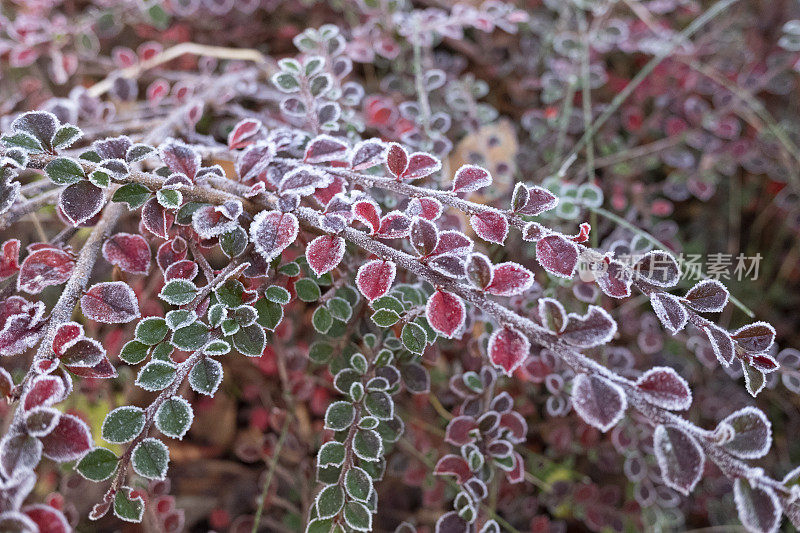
[488,326,530,376]
[515,185,558,215]
[80,281,140,324]
[142,197,174,239]
[352,200,381,234]
[506,452,525,484]
[451,165,491,193]
[356,260,396,301]
[23,505,69,533]
[40,413,92,462]
[425,291,465,339]
[431,231,473,257]
[59,181,105,226]
[304,134,349,164]
[306,235,345,276]
[313,175,346,207]
[164,259,198,281]
[536,235,579,278]
[402,152,441,180]
[444,416,477,446]
[684,279,729,313]
[0,239,20,279]
[102,233,151,275]
[434,454,472,484]
[250,211,299,262]
[159,138,201,180]
[405,197,442,221]
[732,322,775,354]
[191,205,238,239]
[17,248,74,294]
[595,259,632,298]
[485,262,534,296]
[636,367,692,411]
[156,237,187,273]
[279,167,332,197]
[23,376,65,411]
[470,211,508,244]
[410,217,439,257]
[228,118,262,149]
[66,357,117,379]
[376,211,411,239]
[499,411,527,443]
[385,143,408,178]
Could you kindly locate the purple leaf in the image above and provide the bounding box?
[633,251,680,287]
[304,134,349,164]
[561,307,617,348]
[650,292,688,334]
[718,407,772,459]
[684,279,729,312]
[451,165,491,194]
[102,233,150,275]
[279,167,332,197]
[59,181,105,226]
[40,413,93,462]
[17,248,74,294]
[536,235,578,278]
[731,322,775,354]
[350,139,386,170]
[734,478,781,533]
[653,424,704,495]
[410,217,439,257]
[159,138,201,180]
[571,374,626,432]
[142,197,174,239]
[636,367,692,410]
[81,281,140,324]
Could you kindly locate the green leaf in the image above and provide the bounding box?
[171,322,209,351]
[401,322,426,354]
[265,285,291,304]
[102,406,146,444]
[343,501,372,531]
[88,169,110,188]
[44,157,84,184]
[255,299,283,331]
[151,342,173,361]
[220,226,248,257]
[203,339,230,356]
[112,183,151,209]
[307,518,334,533]
[317,441,346,467]
[372,295,405,314]
[352,429,383,461]
[175,201,205,225]
[232,323,266,357]
[344,466,372,502]
[364,391,393,420]
[324,401,355,431]
[114,487,144,523]
[165,309,196,330]
[312,306,333,334]
[315,484,344,519]
[296,278,321,302]
[327,297,352,322]
[189,358,223,396]
[155,396,193,440]
[2,132,42,152]
[309,341,333,364]
[135,317,169,345]
[136,360,176,391]
[76,447,118,481]
[156,188,182,209]
[216,279,245,307]
[279,262,301,276]
[119,340,149,364]
[371,309,400,327]
[131,438,169,480]
[159,279,198,305]
[273,72,301,92]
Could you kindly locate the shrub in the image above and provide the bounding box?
[0,0,799,532]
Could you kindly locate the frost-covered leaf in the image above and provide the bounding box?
[324,401,355,431]
[102,406,145,444]
[734,478,781,533]
[23,504,69,533]
[11,111,58,151]
[352,200,381,234]
[561,307,617,348]
[633,251,680,287]
[718,407,772,459]
[344,501,372,531]
[470,211,508,244]
[356,260,396,301]
[426,291,465,339]
[81,281,140,323]
[485,262,534,296]
[537,298,567,333]
[513,184,559,215]
[103,233,150,274]
[250,211,299,262]
[650,293,688,334]
[22,375,65,410]
[232,323,266,356]
[401,322,427,354]
[316,484,344,519]
[595,259,633,298]
[571,374,626,432]
[60,181,105,226]
[155,396,193,440]
[653,425,704,495]
[306,235,345,276]
[0,239,20,279]
[732,322,775,354]
[350,138,385,170]
[44,157,84,185]
[451,165,491,193]
[353,428,383,460]
[40,413,93,462]
[636,367,692,410]
[114,487,144,523]
[279,167,332,197]
[410,216,439,256]
[142,197,174,239]
[304,134,349,163]
[0,434,41,479]
[376,211,411,238]
[17,248,74,294]
[227,118,262,150]
[136,360,176,391]
[434,454,471,484]
[159,279,197,305]
[24,407,59,437]
[488,327,530,376]
[112,183,151,209]
[131,438,169,480]
[703,323,736,366]
[466,253,493,290]
[684,279,729,312]
[536,235,579,278]
[76,447,118,481]
[159,138,200,180]
[344,466,372,501]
